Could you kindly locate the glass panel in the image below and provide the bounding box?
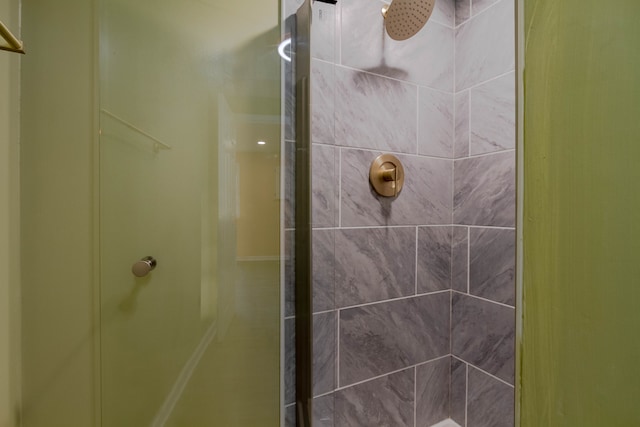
[99,0,288,425]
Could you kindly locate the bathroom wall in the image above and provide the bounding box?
[521,0,640,425]
[0,0,21,424]
[286,0,516,425]
[451,0,516,425]
[20,0,98,425]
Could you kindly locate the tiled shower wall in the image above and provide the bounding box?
[451,0,516,425]
[285,0,515,425]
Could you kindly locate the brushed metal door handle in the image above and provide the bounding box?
[132,256,157,277]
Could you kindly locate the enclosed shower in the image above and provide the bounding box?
[13,0,517,425]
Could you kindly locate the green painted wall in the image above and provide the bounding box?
[520,1,640,425]
[0,0,21,425]
[21,0,98,425]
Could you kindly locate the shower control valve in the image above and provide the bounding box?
[369,154,405,198]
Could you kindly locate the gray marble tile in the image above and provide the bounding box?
[472,0,502,15]
[450,358,467,426]
[285,230,295,317]
[335,227,415,307]
[451,226,468,292]
[285,318,296,405]
[285,140,295,229]
[455,0,471,25]
[419,88,454,158]
[285,404,296,427]
[469,227,515,305]
[470,72,515,155]
[335,369,414,427]
[334,67,417,153]
[341,0,454,90]
[467,367,515,427]
[416,358,450,426]
[455,0,515,90]
[311,1,338,62]
[431,0,456,27]
[313,229,335,313]
[453,151,515,227]
[451,293,515,383]
[314,394,335,427]
[341,149,453,226]
[454,91,470,158]
[314,312,337,396]
[417,227,452,293]
[313,144,339,228]
[340,293,450,385]
[312,59,335,145]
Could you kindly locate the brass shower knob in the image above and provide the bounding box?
[369,154,405,197]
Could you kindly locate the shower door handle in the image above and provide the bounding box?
[132,256,157,277]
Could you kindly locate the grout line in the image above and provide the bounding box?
[453,355,515,388]
[429,16,456,29]
[312,141,340,148]
[414,367,417,427]
[453,6,457,114]
[416,86,420,155]
[285,315,295,321]
[449,226,454,289]
[338,290,451,312]
[312,225,455,231]
[464,362,468,427]
[338,0,342,65]
[454,0,505,31]
[312,308,335,316]
[415,227,419,295]
[315,142,456,161]
[338,147,342,228]
[452,290,516,309]
[312,224,515,231]
[468,225,516,231]
[448,352,453,421]
[466,227,471,294]
[336,354,451,391]
[450,158,455,225]
[333,62,453,95]
[336,308,341,389]
[458,69,516,93]
[314,389,334,399]
[464,148,516,160]
[467,90,471,156]
[449,291,453,355]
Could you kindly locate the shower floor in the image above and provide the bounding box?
[430,419,462,427]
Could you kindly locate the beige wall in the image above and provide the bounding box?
[236,150,281,259]
[20,0,98,425]
[0,0,21,425]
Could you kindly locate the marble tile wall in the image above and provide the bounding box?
[284,0,515,425]
[285,0,460,424]
[451,0,516,425]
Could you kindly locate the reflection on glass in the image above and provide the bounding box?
[99,0,282,425]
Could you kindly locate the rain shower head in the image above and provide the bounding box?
[381,0,435,41]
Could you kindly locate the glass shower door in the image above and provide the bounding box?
[98,0,290,425]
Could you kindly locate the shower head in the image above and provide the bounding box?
[381,0,435,41]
